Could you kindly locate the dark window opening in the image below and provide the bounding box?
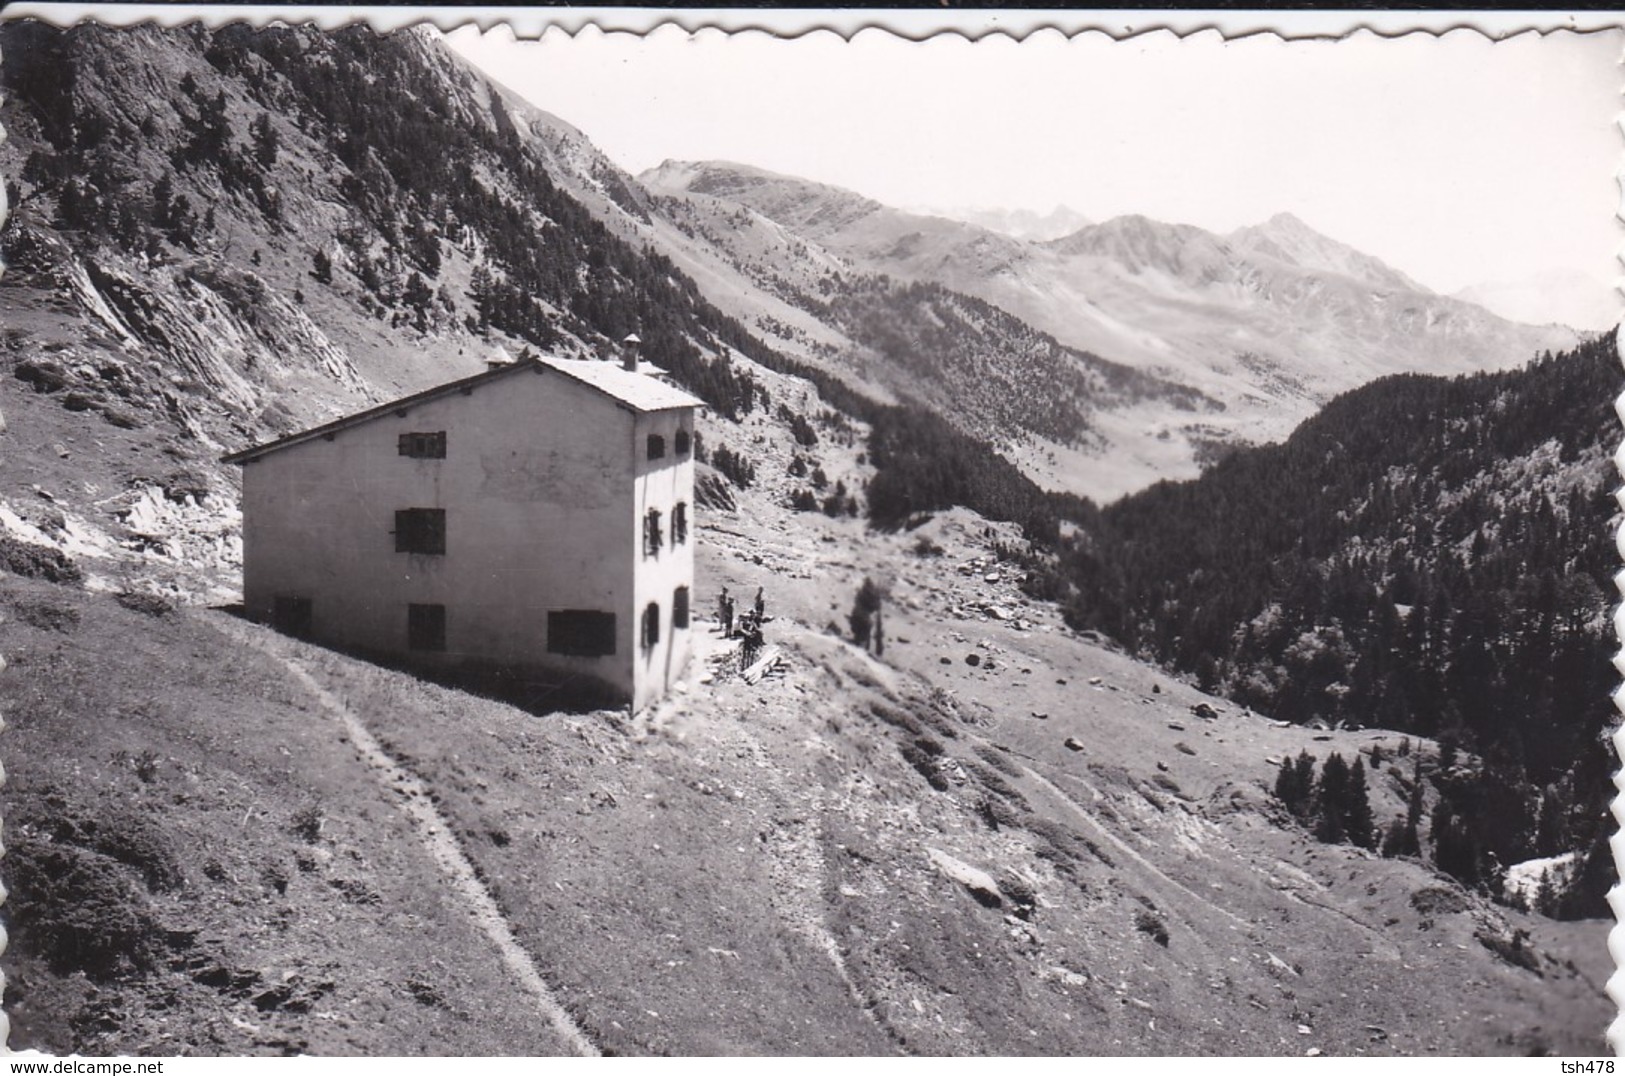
[644,508,663,557]
[642,602,661,648]
[272,596,313,639]
[395,508,446,555]
[675,429,691,457]
[408,603,446,652]
[673,502,689,545]
[647,434,666,460]
[674,586,690,630]
[547,610,617,657]
[398,431,447,459]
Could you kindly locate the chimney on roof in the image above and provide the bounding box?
[485,343,514,372]
[621,333,642,373]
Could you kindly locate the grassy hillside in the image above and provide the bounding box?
[0,575,578,1054]
[1,500,1608,1054]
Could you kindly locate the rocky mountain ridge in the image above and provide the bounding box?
[637,160,1580,497]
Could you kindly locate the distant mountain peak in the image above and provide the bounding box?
[1260,210,1314,232]
[1230,213,1421,292]
[1044,213,1227,279]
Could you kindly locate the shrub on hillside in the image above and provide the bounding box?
[116,591,175,618]
[6,835,165,980]
[0,535,83,584]
[290,804,325,843]
[11,598,81,632]
[912,535,944,557]
[1135,908,1170,947]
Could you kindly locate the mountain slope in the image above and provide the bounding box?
[623,163,1221,499]
[0,19,787,601]
[640,162,1580,494]
[2,21,771,431]
[1046,332,1621,917]
[3,504,1609,1055]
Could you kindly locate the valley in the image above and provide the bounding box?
[635,163,1578,498]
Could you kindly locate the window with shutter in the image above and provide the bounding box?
[398,432,446,458]
[644,508,663,556]
[395,508,446,554]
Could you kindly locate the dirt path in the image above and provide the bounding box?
[209,614,599,1057]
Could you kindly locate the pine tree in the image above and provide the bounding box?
[1438,736,1458,773]
[1274,756,1299,811]
[1275,753,1317,820]
[1383,759,1425,857]
[1314,752,1350,844]
[1533,867,1557,917]
[1379,816,1410,857]
[1344,757,1377,849]
[403,271,433,331]
[1533,782,1570,857]
[1431,799,1480,887]
[1292,751,1316,820]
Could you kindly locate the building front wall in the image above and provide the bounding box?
[240,365,643,699]
[630,408,697,711]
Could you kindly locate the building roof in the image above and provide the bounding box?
[222,352,704,465]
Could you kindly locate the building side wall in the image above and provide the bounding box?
[240,366,637,697]
[630,409,697,711]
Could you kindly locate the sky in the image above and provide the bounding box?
[446,24,1622,326]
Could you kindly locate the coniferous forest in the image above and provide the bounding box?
[1042,334,1620,915]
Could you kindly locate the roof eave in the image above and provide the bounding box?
[220,356,704,465]
[220,359,544,466]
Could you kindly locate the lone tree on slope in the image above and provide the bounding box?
[1314,752,1351,844]
[849,577,884,651]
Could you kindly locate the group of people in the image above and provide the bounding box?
[719,585,767,666]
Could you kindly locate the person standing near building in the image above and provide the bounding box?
[742,615,765,668]
[719,588,735,637]
[753,586,766,623]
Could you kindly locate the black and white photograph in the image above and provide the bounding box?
[0,7,1619,1057]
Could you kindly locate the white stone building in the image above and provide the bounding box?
[224,352,702,711]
